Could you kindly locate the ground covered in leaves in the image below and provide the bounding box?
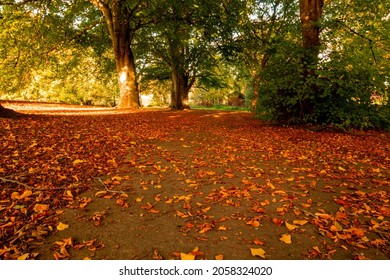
[1,102,389,260]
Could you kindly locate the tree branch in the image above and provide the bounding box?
[0,0,37,6]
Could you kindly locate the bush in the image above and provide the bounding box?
[256,45,389,130]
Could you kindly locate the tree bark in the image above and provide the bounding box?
[168,30,194,110]
[0,103,22,118]
[170,70,193,110]
[299,0,324,71]
[90,0,140,109]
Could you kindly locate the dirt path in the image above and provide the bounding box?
[1,106,389,260]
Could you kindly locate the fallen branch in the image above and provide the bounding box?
[0,177,30,189]
[0,176,69,191]
[95,178,125,194]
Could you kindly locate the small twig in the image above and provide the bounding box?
[0,177,68,191]
[96,178,125,194]
[0,177,30,189]
[294,206,316,217]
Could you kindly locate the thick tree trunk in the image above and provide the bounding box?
[299,0,324,72]
[298,0,324,116]
[115,44,140,109]
[170,70,192,110]
[0,103,21,119]
[91,0,140,109]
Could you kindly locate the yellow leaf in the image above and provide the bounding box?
[250,248,266,258]
[315,213,332,220]
[338,166,346,172]
[73,159,86,165]
[120,193,129,198]
[11,192,20,200]
[279,234,292,244]
[215,254,224,260]
[293,220,308,226]
[95,191,107,197]
[57,222,69,231]
[218,226,227,231]
[285,222,298,231]
[312,246,321,254]
[19,190,33,199]
[135,197,143,203]
[33,204,49,213]
[180,253,195,260]
[66,190,73,197]
[111,176,122,181]
[17,253,29,260]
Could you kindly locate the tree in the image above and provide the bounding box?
[88,0,154,109]
[0,0,118,106]
[254,0,389,128]
[299,0,323,73]
[136,0,225,110]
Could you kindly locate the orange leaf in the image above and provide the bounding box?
[148,208,160,214]
[272,218,284,226]
[250,248,266,258]
[285,222,298,231]
[215,254,224,260]
[57,222,69,231]
[33,204,49,213]
[180,253,195,260]
[253,237,265,245]
[279,234,292,244]
[293,220,308,226]
[315,213,332,220]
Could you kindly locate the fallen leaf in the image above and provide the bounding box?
[57,222,69,231]
[293,220,308,226]
[253,237,265,245]
[250,248,266,258]
[285,222,298,231]
[315,213,332,220]
[95,191,107,197]
[72,159,86,165]
[33,204,49,213]
[180,253,195,260]
[279,234,292,244]
[215,254,224,260]
[272,217,284,226]
[17,253,29,260]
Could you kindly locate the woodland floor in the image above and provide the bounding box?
[0,101,389,260]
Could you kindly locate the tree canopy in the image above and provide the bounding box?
[0,0,389,128]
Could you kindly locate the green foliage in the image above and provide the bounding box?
[258,43,390,129]
[0,0,117,106]
[253,0,390,130]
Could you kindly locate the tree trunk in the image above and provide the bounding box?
[91,0,140,109]
[0,103,21,119]
[115,43,140,109]
[170,70,192,110]
[299,0,324,73]
[299,0,324,116]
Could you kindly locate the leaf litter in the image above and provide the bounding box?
[0,104,389,259]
